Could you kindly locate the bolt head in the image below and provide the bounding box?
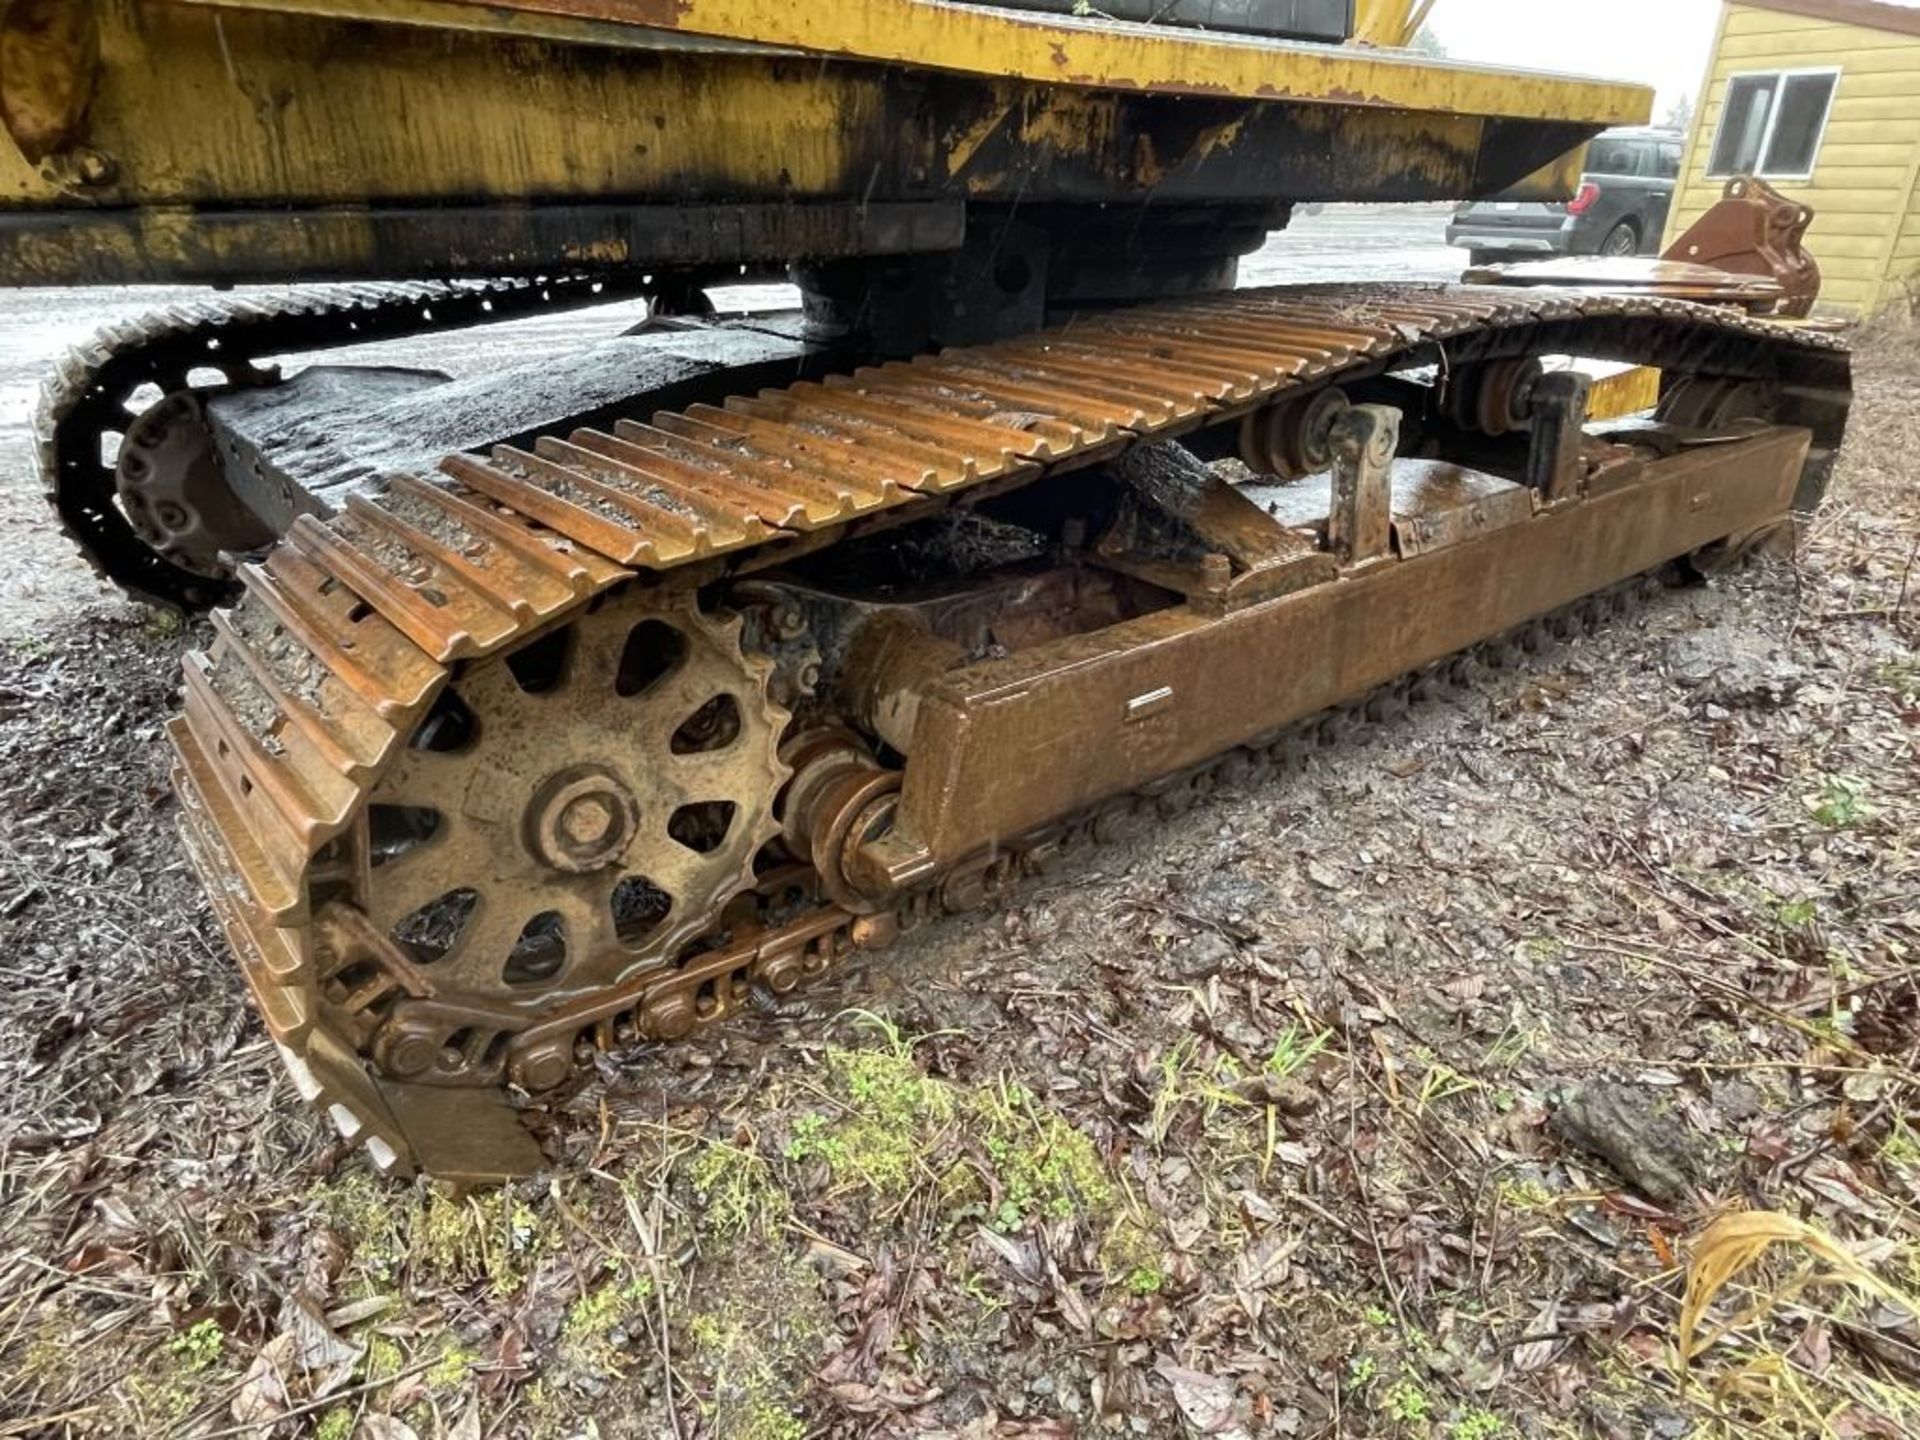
[526,766,637,873]
[648,993,695,1040]
[761,952,802,994]
[383,1031,440,1080]
[560,794,614,846]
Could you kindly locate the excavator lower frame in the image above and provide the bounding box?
[163,280,1850,1180]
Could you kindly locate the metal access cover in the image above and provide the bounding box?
[975,1,1354,44]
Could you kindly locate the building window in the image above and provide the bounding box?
[1707,70,1839,180]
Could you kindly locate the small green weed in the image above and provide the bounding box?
[1496,1176,1555,1212]
[786,1034,1109,1230]
[1809,775,1872,828]
[691,1139,788,1237]
[1385,1378,1432,1423]
[121,1372,198,1430]
[1450,1409,1505,1440]
[1773,897,1819,928]
[557,1261,656,1378]
[363,1334,405,1383]
[167,1319,223,1373]
[143,609,186,642]
[413,1190,544,1294]
[425,1343,478,1389]
[1266,1022,1334,1079]
[985,1078,1112,1225]
[1480,1022,1537,1073]
[316,1173,546,1296]
[1149,1034,1257,1145]
[1414,1059,1479,1114]
[1880,1117,1920,1170]
[1124,1266,1165,1294]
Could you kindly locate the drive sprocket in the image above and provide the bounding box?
[348,584,789,1082]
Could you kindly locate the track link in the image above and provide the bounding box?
[166,282,1850,1175]
[40,274,654,610]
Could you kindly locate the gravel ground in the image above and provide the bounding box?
[2,253,1918,1440]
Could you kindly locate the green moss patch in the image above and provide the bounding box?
[316,1172,547,1297]
[781,1038,1113,1234]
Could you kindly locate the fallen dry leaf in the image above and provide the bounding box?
[1154,1362,1251,1439]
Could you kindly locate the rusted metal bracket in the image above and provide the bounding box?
[1328,404,1400,566]
[1524,371,1591,508]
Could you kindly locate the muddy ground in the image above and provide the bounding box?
[2,285,1918,1440]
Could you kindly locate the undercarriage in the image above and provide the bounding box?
[157,282,1850,1178]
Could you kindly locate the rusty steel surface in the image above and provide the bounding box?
[1461,255,1792,309]
[890,425,1813,866]
[348,588,790,1090]
[165,282,1851,1176]
[1099,442,1334,611]
[1246,459,1533,556]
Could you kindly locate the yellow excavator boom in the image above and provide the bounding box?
[1354,0,1437,48]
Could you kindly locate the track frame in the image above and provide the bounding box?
[160,282,1850,1178]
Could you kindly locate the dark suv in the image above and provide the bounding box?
[1445,127,1683,265]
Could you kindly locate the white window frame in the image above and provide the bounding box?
[1706,67,1841,183]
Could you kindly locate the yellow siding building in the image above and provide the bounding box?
[1667,0,1920,314]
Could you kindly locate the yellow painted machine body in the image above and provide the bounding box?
[0,0,1650,285]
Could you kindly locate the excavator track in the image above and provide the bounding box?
[40,274,655,610]
[166,282,1850,1178]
